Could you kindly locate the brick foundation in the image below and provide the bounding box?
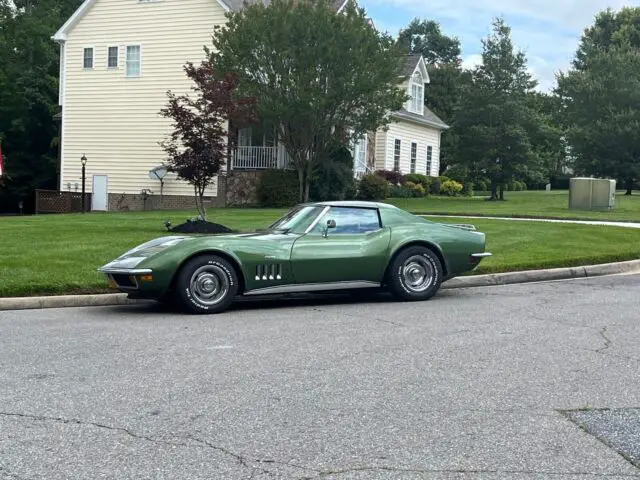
[108,193,222,212]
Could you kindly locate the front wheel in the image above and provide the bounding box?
[175,255,239,314]
[387,246,443,301]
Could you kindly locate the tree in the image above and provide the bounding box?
[557,43,640,194]
[0,0,83,213]
[556,7,640,195]
[525,91,567,186]
[208,0,408,202]
[454,18,539,200]
[573,7,640,71]
[159,62,257,219]
[397,18,470,174]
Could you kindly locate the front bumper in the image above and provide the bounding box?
[98,266,153,293]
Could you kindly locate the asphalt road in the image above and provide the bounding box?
[2,274,640,480]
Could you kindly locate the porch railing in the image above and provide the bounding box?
[231,146,278,170]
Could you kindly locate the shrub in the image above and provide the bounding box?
[429,176,442,195]
[392,181,426,198]
[403,173,431,191]
[310,145,356,202]
[357,173,390,200]
[440,179,464,196]
[462,181,474,197]
[390,186,417,198]
[512,181,523,191]
[256,169,299,207]
[475,180,488,192]
[375,169,404,186]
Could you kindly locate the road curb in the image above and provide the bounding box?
[1,259,639,311]
[442,259,640,289]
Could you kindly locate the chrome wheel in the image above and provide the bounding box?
[401,255,434,292]
[189,265,230,306]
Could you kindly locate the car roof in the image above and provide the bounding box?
[305,200,399,209]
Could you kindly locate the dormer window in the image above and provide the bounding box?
[409,71,424,114]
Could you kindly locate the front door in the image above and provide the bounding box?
[290,206,391,285]
[91,175,108,211]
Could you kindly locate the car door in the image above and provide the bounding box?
[289,206,391,285]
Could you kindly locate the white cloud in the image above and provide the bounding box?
[362,0,634,91]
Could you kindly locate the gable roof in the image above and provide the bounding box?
[400,53,430,84]
[392,106,449,130]
[52,0,349,41]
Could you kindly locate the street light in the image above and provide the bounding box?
[81,154,87,213]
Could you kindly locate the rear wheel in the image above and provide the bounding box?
[387,246,443,301]
[175,254,238,314]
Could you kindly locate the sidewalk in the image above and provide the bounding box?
[420,214,640,229]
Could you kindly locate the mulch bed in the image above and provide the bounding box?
[167,220,236,234]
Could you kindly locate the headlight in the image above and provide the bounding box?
[114,256,147,269]
[121,236,188,257]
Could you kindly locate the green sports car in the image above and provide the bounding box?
[98,201,492,314]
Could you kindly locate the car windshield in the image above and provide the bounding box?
[267,205,325,233]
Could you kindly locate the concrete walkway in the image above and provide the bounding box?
[419,214,640,229]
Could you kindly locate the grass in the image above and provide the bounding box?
[1,205,640,297]
[388,189,640,222]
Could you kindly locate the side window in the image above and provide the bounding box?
[312,207,380,234]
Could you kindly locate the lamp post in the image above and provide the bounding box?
[81,154,87,213]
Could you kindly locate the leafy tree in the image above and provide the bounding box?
[0,0,83,213]
[397,18,461,65]
[557,43,640,194]
[556,7,640,194]
[397,18,470,174]
[454,18,539,200]
[525,91,567,186]
[208,0,407,202]
[159,63,257,219]
[573,7,640,71]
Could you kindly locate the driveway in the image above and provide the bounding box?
[1,275,640,479]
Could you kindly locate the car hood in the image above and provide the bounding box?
[103,231,294,267]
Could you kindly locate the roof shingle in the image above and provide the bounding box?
[223,0,347,11]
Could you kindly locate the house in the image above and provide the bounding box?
[51,0,447,211]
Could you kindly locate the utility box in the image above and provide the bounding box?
[569,177,616,211]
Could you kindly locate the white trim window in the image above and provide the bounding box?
[426,145,433,176]
[410,142,417,173]
[409,71,424,115]
[83,47,94,69]
[126,45,141,77]
[393,139,401,172]
[107,46,119,68]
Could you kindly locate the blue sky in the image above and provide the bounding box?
[359,0,640,92]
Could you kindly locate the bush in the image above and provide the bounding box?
[440,179,464,196]
[403,173,431,191]
[375,169,404,186]
[357,173,390,200]
[310,145,356,202]
[256,169,299,207]
[390,186,417,198]
[429,177,442,195]
[475,180,488,192]
[391,181,426,198]
[462,181,474,197]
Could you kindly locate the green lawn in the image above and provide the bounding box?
[1,206,640,297]
[388,190,640,222]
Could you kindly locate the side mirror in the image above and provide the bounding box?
[322,219,336,237]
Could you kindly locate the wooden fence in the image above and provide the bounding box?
[35,189,92,214]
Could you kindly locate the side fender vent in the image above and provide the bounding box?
[255,264,282,281]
